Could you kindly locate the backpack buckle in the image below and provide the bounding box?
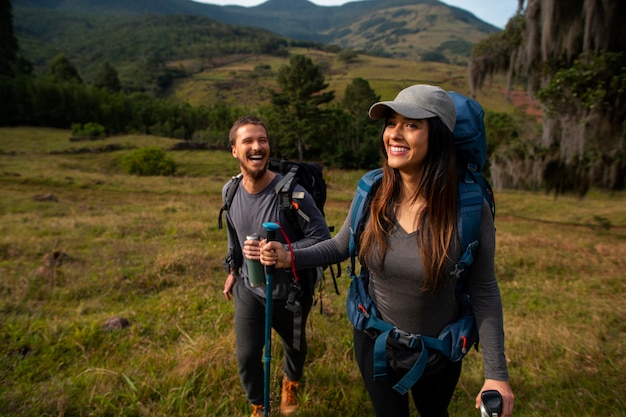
[450,264,464,279]
[285,281,302,313]
[392,328,421,349]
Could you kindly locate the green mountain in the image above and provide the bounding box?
[13,10,293,83]
[13,0,499,65]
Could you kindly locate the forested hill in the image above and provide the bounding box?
[13,0,500,64]
[12,11,292,84]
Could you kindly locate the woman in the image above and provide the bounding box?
[260,84,514,417]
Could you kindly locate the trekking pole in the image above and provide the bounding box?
[262,222,280,417]
[480,390,503,417]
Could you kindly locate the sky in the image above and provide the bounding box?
[192,0,519,29]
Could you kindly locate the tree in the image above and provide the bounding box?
[341,77,381,168]
[270,54,334,161]
[0,0,18,77]
[48,54,83,84]
[470,0,626,195]
[127,54,186,96]
[94,62,121,92]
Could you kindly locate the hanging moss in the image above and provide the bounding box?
[469,0,626,195]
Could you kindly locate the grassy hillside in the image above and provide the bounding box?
[320,2,494,64]
[168,47,517,113]
[1,127,624,416]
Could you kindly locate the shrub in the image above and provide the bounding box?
[484,110,518,154]
[420,51,449,64]
[122,147,177,176]
[338,50,359,63]
[71,122,106,140]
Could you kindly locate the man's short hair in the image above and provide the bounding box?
[229,115,268,146]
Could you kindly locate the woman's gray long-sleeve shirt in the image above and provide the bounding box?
[290,198,509,381]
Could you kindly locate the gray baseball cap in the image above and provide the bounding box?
[369,84,456,132]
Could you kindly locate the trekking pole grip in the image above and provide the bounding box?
[263,222,280,275]
[480,390,502,417]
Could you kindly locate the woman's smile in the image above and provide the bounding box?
[389,145,410,155]
[384,112,429,171]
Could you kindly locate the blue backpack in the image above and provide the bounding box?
[346,92,495,395]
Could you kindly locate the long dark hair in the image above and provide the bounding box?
[360,117,458,293]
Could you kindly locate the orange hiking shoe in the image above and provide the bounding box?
[250,403,264,417]
[280,375,299,416]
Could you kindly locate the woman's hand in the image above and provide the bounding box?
[259,240,292,269]
[476,379,514,417]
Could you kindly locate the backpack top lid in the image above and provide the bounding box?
[269,158,327,217]
[449,92,487,172]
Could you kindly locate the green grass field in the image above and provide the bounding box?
[1,127,624,416]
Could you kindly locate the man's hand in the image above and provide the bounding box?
[243,237,261,260]
[223,272,236,301]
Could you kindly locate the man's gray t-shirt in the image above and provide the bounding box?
[223,174,331,299]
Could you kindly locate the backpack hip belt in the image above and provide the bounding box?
[365,325,450,395]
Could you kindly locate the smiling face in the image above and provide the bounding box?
[383,112,430,173]
[231,123,270,180]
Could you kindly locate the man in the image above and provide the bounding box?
[222,115,331,417]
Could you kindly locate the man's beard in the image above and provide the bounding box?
[241,158,268,180]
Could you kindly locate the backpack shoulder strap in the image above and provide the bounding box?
[218,173,243,230]
[218,173,244,271]
[349,168,383,273]
[274,165,303,235]
[452,169,486,284]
